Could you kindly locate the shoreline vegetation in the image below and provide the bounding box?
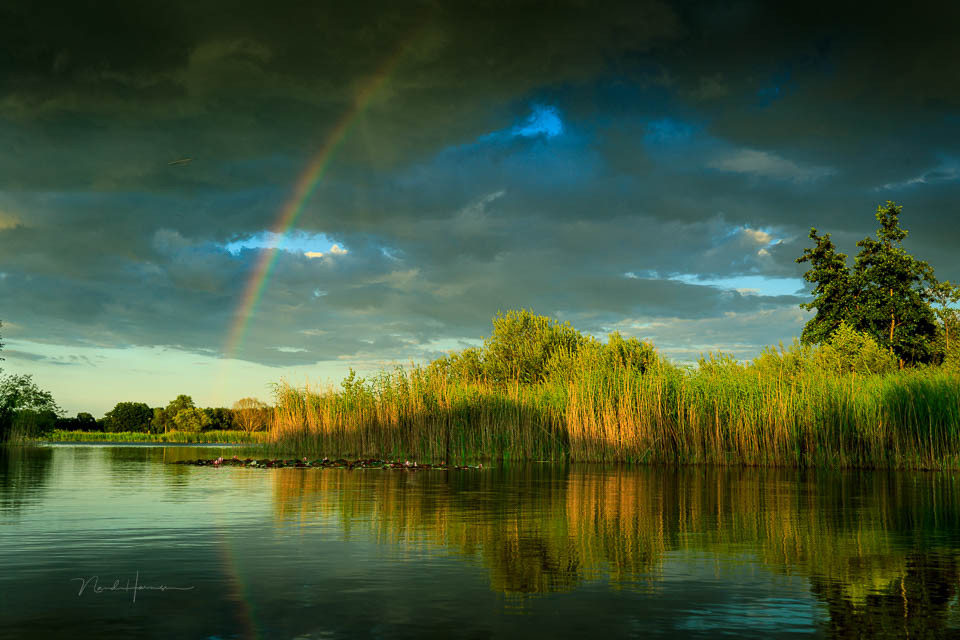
[270,311,960,468]
[36,429,269,445]
[266,202,960,469]
[8,202,960,468]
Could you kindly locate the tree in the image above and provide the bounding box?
[172,407,210,432]
[797,202,940,364]
[203,407,236,431]
[851,202,938,364]
[796,229,854,345]
[0,374,61,418]
[153,395,196,433]
[930,280,960,356]
[56,412,99,431]
[0,373,62,438]
[232,398,269,432]
[167,394,195,414]
[76,412,96,427]
[103,401,154,433]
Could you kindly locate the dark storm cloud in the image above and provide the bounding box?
[1,0,958,366]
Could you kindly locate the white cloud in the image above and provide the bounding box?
[877,159,960,191]
[305,243,348,259]
[708,148,834,182]
[742,228,773,244]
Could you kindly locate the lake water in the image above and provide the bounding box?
[3,445,960,638]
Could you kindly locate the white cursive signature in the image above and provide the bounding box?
[71,571,195,603]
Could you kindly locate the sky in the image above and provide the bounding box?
[1,0,959,416]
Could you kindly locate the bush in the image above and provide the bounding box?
[814,321,898,375]
[750,340,814,379]
[483,309,592,384]
[601,331,659,374]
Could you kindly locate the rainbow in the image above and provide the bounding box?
[222,47,408,360]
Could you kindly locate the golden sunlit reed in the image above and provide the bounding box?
[270,310,960,468]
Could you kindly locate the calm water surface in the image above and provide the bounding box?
[3,445,960,638]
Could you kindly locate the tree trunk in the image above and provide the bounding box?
[889,288,896,354]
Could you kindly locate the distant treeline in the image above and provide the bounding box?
[53,394,273,434]
[1,387,272,440]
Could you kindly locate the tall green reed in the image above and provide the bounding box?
[271,358,960,468]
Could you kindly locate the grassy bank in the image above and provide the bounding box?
[38,429,268,444]
[270,311,960,468]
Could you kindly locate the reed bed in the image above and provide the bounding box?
[271,371,567,463]
[270,360,960,468]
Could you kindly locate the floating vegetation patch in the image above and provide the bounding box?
[173,455,485,471]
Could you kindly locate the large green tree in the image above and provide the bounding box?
[0,374,60,417]
[103,401,154,433]
[0,322,64,437]
[797,201,941,364]
[851,202,938,364]
[0,374,62,438]
[152,394,196,432]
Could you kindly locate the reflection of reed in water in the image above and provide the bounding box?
[270,466,960,629]
[272,466,587,593]
[0,446,54,513]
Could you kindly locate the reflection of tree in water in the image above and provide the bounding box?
[0,445,54,513]
[812,554,960,639]
[799,472,960,638]
[270,464,960,630]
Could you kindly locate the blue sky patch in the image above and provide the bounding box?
[224,230,338,256]
[512,105,564,138]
